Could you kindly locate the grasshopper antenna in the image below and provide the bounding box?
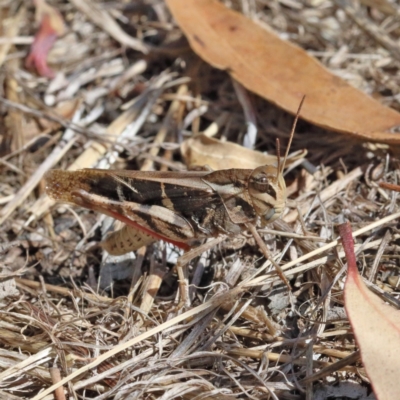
[276,138,281,179]
[280,95,306,176]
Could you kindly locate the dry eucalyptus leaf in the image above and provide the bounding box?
[181,134,306,170]
[340,222,400,400]
[166,0,400,144]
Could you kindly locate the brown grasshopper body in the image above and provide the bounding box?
[46,98,304,261]
[45,164,286,254]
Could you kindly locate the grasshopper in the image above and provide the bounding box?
[46,99,304,288]
[45,163,286,251]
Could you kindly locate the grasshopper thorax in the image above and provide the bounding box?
[248,165,286,225]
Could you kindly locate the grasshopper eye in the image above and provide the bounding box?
[251,175,276,198]
[248,165,285,223]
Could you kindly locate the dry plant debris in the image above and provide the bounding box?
[1,1,400,399]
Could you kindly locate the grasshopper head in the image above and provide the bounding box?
[248,165,286,225]
[248,96,304,225]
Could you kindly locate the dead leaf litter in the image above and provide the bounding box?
[1,0,400,399]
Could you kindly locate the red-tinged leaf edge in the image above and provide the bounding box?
[338,221,358,279]
[339,221,400,400]
[25,14,58,77]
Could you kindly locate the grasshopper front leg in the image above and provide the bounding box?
[174,236,227,307]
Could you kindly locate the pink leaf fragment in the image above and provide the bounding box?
[25,0,66,78]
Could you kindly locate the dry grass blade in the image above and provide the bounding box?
[69,0,148,53]
[0,8,24,68]
[248,211,400,285]
[0,106,83,225]
[31,287,243,400]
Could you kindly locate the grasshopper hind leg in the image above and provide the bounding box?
[101,225,155,255]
